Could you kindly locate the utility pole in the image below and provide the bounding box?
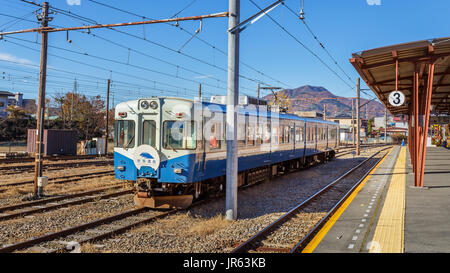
[226,0,239,221]
[105,79,110,155]
[33,1,49,198]
[323,104,327,120]
[352,98,355,146]
[198,83,202,101]
[257,83,260,110]
[384,107,387,144]
[356,77,361,155]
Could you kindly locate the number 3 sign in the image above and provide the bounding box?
[388,90,405,107]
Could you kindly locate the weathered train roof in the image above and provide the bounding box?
[350,37,450,115]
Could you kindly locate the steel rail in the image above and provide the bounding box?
[0,207,148,253]
[0,154,112,164]
[289,147,392,253]
[0,184,127,213]
[0,188,133,221]
[0,170,115,188]
[231,146,392,253]
[0,160,113,171]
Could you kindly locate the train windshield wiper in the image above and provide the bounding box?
[123,135,135,150]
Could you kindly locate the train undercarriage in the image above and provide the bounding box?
[133,150,335,209]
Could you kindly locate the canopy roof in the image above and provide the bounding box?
[350,37,450,115]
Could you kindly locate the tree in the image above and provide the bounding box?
[53,92,106,140]
[269,91,292,113]
[0,106,36,141]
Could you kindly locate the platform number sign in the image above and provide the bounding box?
[388,90,405,107]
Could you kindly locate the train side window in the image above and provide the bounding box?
[209,122,221,149]
[295,126,300,143]
[263,122,271,143]
[237,121,246,147]
[163,121,197,150]
[142,120,156,147]
[271,125,279,144]
[247,123,255,146]
[255,124,262,145]
[115,120,135,148]
[300,125,304,142]
[279,125,284,143]
[285,125,291,143]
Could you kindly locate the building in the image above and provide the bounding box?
[0,91,36,118]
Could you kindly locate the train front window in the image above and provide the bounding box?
[142,120,156,147]
[115,120,135,148]
[163,121,197,150]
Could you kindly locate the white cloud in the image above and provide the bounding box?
[0,52,34,66]
[367,0,381,5]
[67,0,81,6]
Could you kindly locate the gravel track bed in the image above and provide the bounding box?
[88,146,388,253]
[0,158,113,168]
[0,165,114,185]
[256,155,384,251]
[0,172,119,206]
[0,192,135,248]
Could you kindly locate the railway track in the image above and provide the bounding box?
[231,146,392,253]
[0,154,113,164]
[0,202,186,253]
[0,160,113,175]
[0,185,132,222]
[0,146,390,253]
[0,170,115,188]
[335,144,389,157]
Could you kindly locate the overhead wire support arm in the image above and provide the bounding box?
[0,11,229,35]
[228,0,284,34]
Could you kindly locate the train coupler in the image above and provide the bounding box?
[134,192,193,209]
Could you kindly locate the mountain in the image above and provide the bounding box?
[262,85,385,118]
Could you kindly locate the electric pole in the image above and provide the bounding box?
[356,77,361,155]
[352,98,355,146]
[105,79,110,155]
[198,83,202,101]
[226,0,239,221]
[33,1,49,198]
[384,107,387,144]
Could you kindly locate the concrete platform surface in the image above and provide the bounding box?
[307,146,450,253]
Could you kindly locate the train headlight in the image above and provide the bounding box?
[149,101,158,110]
[140,100,149,109]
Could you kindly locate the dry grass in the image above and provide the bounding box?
[188,214,231,236]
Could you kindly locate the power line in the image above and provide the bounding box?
[2,38,219,96]
[282,2,355,86]
[248,0,355,92]
[5,36,232,93]
[84,0,292,88]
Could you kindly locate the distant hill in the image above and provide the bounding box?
[262,85,385,118]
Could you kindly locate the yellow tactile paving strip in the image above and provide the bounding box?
[368,146,406,253]
[302,147,393,253]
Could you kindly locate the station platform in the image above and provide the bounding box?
[303,145,450,253]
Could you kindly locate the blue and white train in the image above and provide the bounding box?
[114,96,339,208]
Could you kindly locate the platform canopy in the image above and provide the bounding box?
[350,37,450,115]
[350,37,450,188]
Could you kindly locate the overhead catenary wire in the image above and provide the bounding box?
[2,39,228,98]
[84,0,292,88]
[282,2,355,86]
[247,0,354,91]
[21,2,270,93]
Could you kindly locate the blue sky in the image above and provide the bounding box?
[0,0,449,107]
